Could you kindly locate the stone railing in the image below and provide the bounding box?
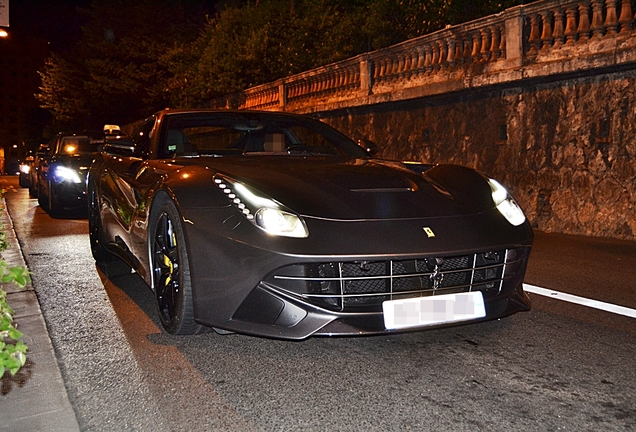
[209,0,636,113]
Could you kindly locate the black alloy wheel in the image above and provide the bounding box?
[28,179,37,198]
[37,180,48,212]
[47,181,61,217]
[149,195,202,335]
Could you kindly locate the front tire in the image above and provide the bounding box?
[48,182,62,217]
[37,180,49,212]
[149,194,202,335]
[19,173,29,188]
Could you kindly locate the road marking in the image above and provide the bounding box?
[523,284,636,319]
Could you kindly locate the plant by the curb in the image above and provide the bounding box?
[0,284,29,376]
[0,197,31,377]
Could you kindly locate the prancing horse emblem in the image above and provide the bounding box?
[430,265,444,290]
[423,227,435,238]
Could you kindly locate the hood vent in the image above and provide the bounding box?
[350,187,414,193]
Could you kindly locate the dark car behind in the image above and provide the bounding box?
[37,132,104,216]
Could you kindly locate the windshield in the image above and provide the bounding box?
[59,136,102,155]
[157,112,367,159]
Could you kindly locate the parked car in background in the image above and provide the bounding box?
[87,109,534,340]
[37,132,104,216]
[28,144,50,197]
[18,151,35,188]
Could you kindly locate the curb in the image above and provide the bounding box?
[0,197,80,432]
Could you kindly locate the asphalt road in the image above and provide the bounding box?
[2,176,635,431]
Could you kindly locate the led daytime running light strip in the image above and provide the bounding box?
[214,176,255,220]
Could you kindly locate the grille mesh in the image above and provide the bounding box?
[269,249,513,312]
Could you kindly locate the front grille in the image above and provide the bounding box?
[266,249,524,312]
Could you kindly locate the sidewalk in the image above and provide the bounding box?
[0,197,80,432]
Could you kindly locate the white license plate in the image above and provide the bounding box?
[382,292,486,329]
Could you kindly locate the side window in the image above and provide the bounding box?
[48,136,60,155]
[131,118,155,156]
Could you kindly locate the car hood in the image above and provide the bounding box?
[55,153,99,168]
[187,156,494,221]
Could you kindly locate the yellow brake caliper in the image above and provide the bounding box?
[163,254,173,286]
[163,228,177,286]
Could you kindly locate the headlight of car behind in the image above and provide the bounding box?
[53,166,83,184]
[215,175,308,238]
[488,178,526,226]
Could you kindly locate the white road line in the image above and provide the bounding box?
[523,284,636,319]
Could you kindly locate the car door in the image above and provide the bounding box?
[99,118,159,271]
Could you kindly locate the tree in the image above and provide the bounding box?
[178,0,530,105]
[37,0,531,125]
[37,0,210,129]
[37,54,90,129]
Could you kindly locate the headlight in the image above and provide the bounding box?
[53,166,82,184]
[19,165,30,174]
[215,175,308,238]
[488,178,526,226]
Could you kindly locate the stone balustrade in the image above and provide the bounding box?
[210,0,636,112]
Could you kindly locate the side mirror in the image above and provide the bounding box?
[357,138,378,157]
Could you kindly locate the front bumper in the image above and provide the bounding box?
[184,207,533,340]
[51,181,88,208]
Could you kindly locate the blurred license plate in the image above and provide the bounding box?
[383,292,486,329]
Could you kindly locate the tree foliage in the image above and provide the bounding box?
[37,0,529,127]
[37,0,209,129]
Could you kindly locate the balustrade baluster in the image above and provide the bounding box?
[591,0,605,38]
[438,40,448,69]
[447,37,456,66]
[498,27,506,59]
[577,1,592,42]
[552,8,565,48]
[618,0,633,32]
[301,80,308,97]
[405,50,415,76]
[391,55,401,77]
[453,36,464,65]
[416,46,426,71]
[528,13,541,55]
[397,53,406,77]
[490,25,501,59]
[463,36,472,62]
[348,67,355,88]
[371,59,380,80]
[377,58,386,80]
[431,43,440,71]
[540,10,554,50]
[327,69,335,90]
[338,69,346,89]
[604,0,619,34]
[564,6,578,44]
[480,28,491,61]
[424,44,433,73]
[471,32,481,62]
[319,75,327,92]
[344,68,350,88]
